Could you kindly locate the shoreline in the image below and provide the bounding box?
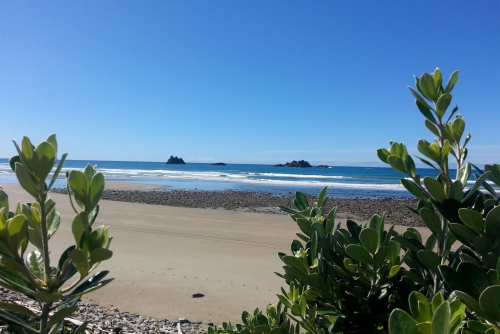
[50,185,422,227]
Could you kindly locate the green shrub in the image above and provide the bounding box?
[209,69,500,334]
[0,135,113,334]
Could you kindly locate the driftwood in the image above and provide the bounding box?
[177,322,185,334]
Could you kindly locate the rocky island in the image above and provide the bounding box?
[274,160,312,168]
[166,156,186,164]
[211,162,227,166]
[316,165,330,168]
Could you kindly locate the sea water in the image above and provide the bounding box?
[0,158,456,198]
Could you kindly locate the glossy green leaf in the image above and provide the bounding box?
[281,256,308,273]
[455,291,487,320]
[419,73,437,102]
[88,172,105,212]
[14,163,38,199]
[416,100,437,124]
[419,208,442,236]
[21,137,34,161]
[31,142,56,182]
[277,295,292,308]
[68,170,88,210]
[290,304,301,317]
[485,164,500,187]
[485,206,500,238]
[401,179,428,201]
[317,187,327,207]
[388,309,418,334]
[295,192,309,211]
[47,305,78,328]
[450,223,477,246]
[0,309,35,331]
[71,249,88,276]
[34,292,63,303]
[388,265,400,278]
[462,171,491,203]
[90,248,113,265]
[7,215,28,251]
[26,250,44,280]
[451,116,465,142]
[418,140,440,163]
[479,286,500,322]
[433,68,443,88]
[310,232,318,262]
[0,189,8,213]
[432,301,451,334]
[417,250,440,273]
[444,71,459,93]
[388,156,407,174]
[72,212,89,248]
[423,177,445,202]
[409,87,433,111]
[450,300,465,325]
[47,211,60,239]
[435,93,452,117]
[296,219,311,236]
[424,119,440,137]
[459,209,484,232]
[345,245,373,265]
[0,301,36,319]
[359,228,379,254]
[432,293,445,313]
[48,153,67,190]
[377,148,391,164]
[46,134,58,154]
[449,180,463,201]
[409,291,430,322]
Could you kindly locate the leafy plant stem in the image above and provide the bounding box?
[39,193,51,284]
[39,302,51,334]
[455,143,462,181]
[66,182,79,214]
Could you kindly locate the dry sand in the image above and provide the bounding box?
[0,183,431,324]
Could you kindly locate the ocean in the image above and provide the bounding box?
[0,158,454,198]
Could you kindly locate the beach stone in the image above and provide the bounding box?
[178,318,189,323]
[202,321,214,326]
[193,321,202,324]
[50,188,422,227]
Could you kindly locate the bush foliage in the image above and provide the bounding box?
[209,69,500,334]
[0,135,113,334]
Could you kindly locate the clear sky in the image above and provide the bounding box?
[1,1,499,166]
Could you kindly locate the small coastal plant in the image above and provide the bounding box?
[0,135,113,334]
[209,69,500,334]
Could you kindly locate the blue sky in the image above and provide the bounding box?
[1,1,499,166]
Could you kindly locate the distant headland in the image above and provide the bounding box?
[166,156,186,164]
[274,160,312,168]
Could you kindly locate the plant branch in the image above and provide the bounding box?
[38,193,52,284]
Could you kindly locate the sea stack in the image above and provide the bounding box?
[166,156,186,164]
[274,160,312,168]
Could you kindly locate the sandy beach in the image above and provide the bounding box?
[1,183,430,324]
